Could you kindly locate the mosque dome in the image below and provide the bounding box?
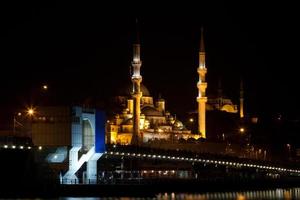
[142,106,163,116]
[173,120,184,130]
[121,118,133,125]
[116,83,151,97]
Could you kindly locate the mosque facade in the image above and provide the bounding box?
[106,27,242,145]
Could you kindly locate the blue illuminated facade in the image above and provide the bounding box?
[95,110,106,153]
[62,106,106,184]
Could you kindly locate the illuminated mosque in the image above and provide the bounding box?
[106,27,243,145]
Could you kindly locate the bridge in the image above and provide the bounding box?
[104,150,300,174]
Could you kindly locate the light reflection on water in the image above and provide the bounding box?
[59,187,300,200]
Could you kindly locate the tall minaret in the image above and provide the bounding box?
[239,79,244,118]
[197,27,208,138]
[131,20,143,145]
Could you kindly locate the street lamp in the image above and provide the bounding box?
[287,144,291,160]
[239,127,245,134]
[26,107,35,139]
[13,112,23,136]
[27,108,35,116]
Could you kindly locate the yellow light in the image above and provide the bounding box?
[189,118,194,122]
[27,108,35,116]
[237,194,246,200]
[38,146,42,150]
[240,128,245,133]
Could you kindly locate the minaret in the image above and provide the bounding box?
[217,77,223,109]
[239,79,244,118]
[131,20,143,145]
[197,27,208,138]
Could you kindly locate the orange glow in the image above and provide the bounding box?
[237,194,246,200]
[240,128,245,133]
[27,108,35,116]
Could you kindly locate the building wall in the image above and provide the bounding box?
[31,106,71,146]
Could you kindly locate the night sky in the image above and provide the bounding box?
[1,1,300,126]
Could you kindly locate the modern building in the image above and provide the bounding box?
[28,106,106,184]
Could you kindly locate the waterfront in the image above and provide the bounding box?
[58,187,300,199]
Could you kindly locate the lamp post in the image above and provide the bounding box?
[287,144,291,161]
[26,107,35,139]
[13,112,23,135]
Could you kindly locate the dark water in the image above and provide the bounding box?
[6,188,300,199]
[59,187,299,199]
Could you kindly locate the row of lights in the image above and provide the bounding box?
[1,145,43,150]
[143,170,176,174]
[105,151,300,174]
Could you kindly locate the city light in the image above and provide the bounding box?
[27,107,35,116]
[189,118,194,122]
[240,127,245,133]
[42,85,48,90]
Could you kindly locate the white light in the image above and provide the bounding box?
[20,146,24,149]
[54,155,58,159]
[28,146,31,149]
[38,146,42,150]
[12,145,16,149]
[4,145,8,148]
